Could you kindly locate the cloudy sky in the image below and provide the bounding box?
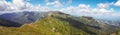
[0,0,120,19]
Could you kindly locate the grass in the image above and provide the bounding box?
[0,16,90,35]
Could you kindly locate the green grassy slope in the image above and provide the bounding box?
[0,16,90,35]
[0,11,119,35]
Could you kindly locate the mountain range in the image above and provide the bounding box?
[0,11,120,35]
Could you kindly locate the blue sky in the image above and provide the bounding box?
[5,0,120,12]
[1,0,120,16]
[0,0,120,21]
[38,0,118,12]
[27,0,119,10]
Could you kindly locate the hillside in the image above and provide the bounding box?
[0,11,49,24]
[0,17,22,27]
[0,11,120,35]
[0,16,89,35]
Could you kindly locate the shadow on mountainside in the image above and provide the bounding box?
[0,18,22,27]
[54,16,98,35]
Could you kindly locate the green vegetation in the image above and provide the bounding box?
[0,12,120,35]
[112,31,120,35]
[109,29,120,35]
[0,16,90,35]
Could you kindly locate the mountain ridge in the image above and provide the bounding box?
[0,11,120,35]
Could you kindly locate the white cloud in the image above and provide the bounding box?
[0,0,51,12]
[23,3,51,12]
[13,0,25,6]
[92,8,114,14]
[61,4,91,13]
[46,0,72,7]
[0,0,9,11]
[46,0,63,7]
[78,4,90,9]
[65,6,75,12]
[114,0,120,6]
[77,4,90,13]
[97,3,110,8]
[60,4,90,15]
[0,0,25,11]
[0,0,119,17]
[60,4,115,16]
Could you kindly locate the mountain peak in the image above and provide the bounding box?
[47,11,69,16]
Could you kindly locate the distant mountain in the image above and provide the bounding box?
[88,15,120,27]
[95,18,120,27]
[0,11,50,24]
[0,11,70,24]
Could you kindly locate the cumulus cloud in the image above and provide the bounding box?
[0,0,12,11]
[60,4,115,17]
[78,4,90,9]
[45,0,72,7]
[92,8,114,14]
[60,4,90,13]
[22,3,51,12]
[61,4,113,13]
[114,0,120,6]
[97,3,112,8]
[46,0,63,7]
[0,0,119,17]
[0,0,51,12]
[13,0,25,6]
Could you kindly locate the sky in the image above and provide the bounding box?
[0,0,120,20]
